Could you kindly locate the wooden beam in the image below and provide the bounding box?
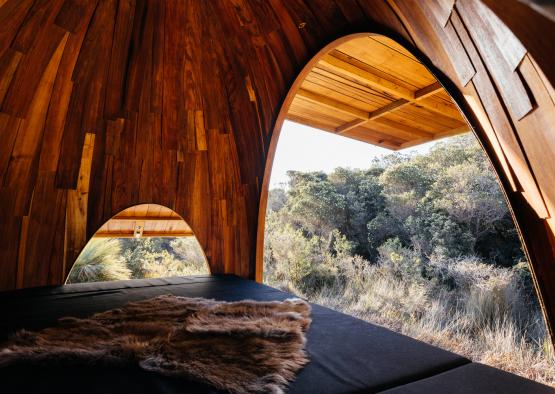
[319,54,416,100]
[335,81,455,134]
[93,231,195,238]
[336,99,410,133]
[415,81,443,99]
[370,118,436,139]
[399,125,471,149]
[110,216,184,221]
[296,89,370,119]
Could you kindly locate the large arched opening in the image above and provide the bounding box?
[258,30,553,382]
[256,24,553,348]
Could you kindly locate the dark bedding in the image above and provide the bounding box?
[0,275,552,393]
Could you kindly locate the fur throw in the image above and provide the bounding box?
[0,295,312,393]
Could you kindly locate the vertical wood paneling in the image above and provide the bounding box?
[0,0,554,343]
[450,10,549,218]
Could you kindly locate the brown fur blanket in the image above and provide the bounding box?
[0,295,312,393]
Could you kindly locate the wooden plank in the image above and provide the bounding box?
[452,10,548,218]
[387,0,470,87]
[0,215,21,290]
[335,81,456,133]
[427,0,456,27]
[319,53,416,100]
[94,231,194,238]
[336,99,408,133]
[1,25,66,117]
[515,55,555,217]
[3,33,69,216]
[65,132,94,276]
[456,0,534,120]
[334,38,434,88]
[415,81,443,99]
[0,48,22,104]
[296,88,370,119]
[110,216,183,221]
[418,1,476,86]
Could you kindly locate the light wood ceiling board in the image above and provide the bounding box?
[296,88,371,119]
[94,231,194,238]
[311,66,396,100]
[286,115,342,135]
[329,48,421,90]
[147,204,162,218]
[318,54,415,101]
[356,119,434,140]
[433,89,455,102]
[287,104,353,130]
[291,95,359,123]
[287,104,351,127]
[399,127,471,150]
[351,124,412,143]
[317,55,460,124]
[376,113,442,135]
[334,81,448,133]
[335,36,436,88]
[340,128,404,149]
[336,98,412,133]
[300,79,384,112]
[314,63,398,100]
[369,35,415,58]
[308,67,394,106]
[413,95,465,120]
[345,126,406,145]
[387,103,466,130]
[304,72,391,109]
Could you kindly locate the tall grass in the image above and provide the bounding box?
[67,236,209,284]
[264,240,555,386]
[67,238,131,283]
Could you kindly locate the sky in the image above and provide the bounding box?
[269,120,440,188]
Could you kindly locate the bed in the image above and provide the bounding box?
[1,275,552,393]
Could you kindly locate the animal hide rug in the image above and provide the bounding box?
[0,295,312,393]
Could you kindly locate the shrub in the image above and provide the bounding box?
[67,238,131,283]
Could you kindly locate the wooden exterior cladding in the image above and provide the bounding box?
[0,1,554,341]
[287,35,469,149]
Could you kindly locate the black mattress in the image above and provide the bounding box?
[0,275,552,394]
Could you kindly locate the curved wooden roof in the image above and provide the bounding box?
[0,0,554,343]
[288,35,469,149]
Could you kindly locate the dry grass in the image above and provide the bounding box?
[266,252,555,387]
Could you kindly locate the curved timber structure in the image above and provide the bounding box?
[0,0,554,344]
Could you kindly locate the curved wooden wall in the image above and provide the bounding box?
[0,0,554,339]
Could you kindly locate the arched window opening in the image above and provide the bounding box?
[67,204,209,284]
[262,34,554,385]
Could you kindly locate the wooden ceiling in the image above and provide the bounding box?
[94,204,193,238]
[287,35,469,150]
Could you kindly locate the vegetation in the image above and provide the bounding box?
[67,237,209,283]
[264,134,555,386]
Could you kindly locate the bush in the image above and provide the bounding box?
[67,236,209,284]
[67,239,131,283]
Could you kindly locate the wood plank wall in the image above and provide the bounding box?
[0,0,554,340]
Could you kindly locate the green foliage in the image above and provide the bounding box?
[68,236,209,283]
[268,134,523,266]
[264,134,554,385]
[67,239,131,283]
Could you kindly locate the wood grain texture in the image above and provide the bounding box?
[0,0,554,345]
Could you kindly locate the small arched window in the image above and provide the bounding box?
[66,204,209,284]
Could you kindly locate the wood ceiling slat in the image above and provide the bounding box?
[335,37,435,88]
[318,53,416,100]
